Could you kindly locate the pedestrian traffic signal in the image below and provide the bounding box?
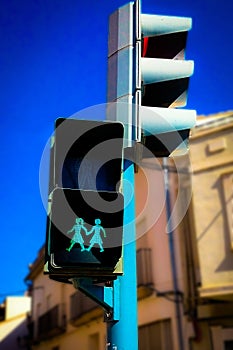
[107,0,196,156]
[44,119,124,283]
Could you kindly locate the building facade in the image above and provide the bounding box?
[188,112,233,350]
[0,296,31,350]
[23,112,233,350]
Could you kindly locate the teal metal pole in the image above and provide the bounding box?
[106,160,138,349]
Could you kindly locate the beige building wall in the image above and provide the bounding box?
[136,156,195,350]
[188,112,233,350]
[0,296,31,350]
[26,248,106,350]
[190,113,233,298]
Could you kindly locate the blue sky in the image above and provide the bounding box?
[0,0,232,302]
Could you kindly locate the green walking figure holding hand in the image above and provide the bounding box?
[66,217,87,252]
[86,218,106,252]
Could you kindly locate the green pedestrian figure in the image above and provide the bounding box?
[66,217,87,252]
[86,218,106,252]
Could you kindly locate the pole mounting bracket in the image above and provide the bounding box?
[72,277,120,322]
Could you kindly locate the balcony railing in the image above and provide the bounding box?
[70,290,102,326]
[37,304,66,341]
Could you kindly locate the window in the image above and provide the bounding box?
[224,340,233,350]
[47,294,51,310]
[221,173,233,249]
[36,302,41,319]
[211,326,233,350]
[139,319,173,350]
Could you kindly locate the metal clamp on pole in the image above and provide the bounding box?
[72,277,120,322]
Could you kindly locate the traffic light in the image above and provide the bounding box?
[45,118,124,283]
[107,0,196,156]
